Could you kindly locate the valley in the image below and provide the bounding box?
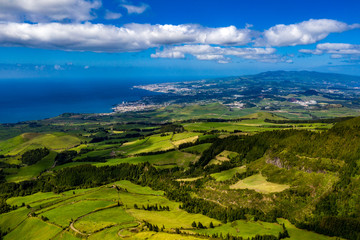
[0,72,359,240]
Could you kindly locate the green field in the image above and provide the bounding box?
[41,200,114,227]
[132,231,206,239]
[0,106,357,240]
[112,180,164,195]
[0,133,82,156]
[7,191,60,206]
[277,219,340,240]
[0,207,30,231]
[118,134,174,155]
[87,223,138,240]
[194,219,282,238]
[117,132,201,156]
[127,208,220,229]
[182,143,212,154]
[74,207,135,233]
[208,150,239,165]
[211,166,246,181]
[4,218,62,240]
[95,150,197,167]
[6,151,57,182]
[230,174,290,193]
[0,176,338,240]
[182,119,333,133]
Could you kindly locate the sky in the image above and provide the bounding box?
[0,0,360,79]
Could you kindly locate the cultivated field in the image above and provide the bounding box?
[230,174,290,193]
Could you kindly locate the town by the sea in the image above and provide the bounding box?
[0,78,168,123]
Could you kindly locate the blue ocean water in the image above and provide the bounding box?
[0,78,163,123]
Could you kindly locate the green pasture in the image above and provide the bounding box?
[111,180,164,195]
[182,121,277,133]
[211,166,246,181]
[7,191,59,207]
[127,208,220,229]
[88,223,137,240]
[182,143,212,154]
[0,135,25,155]
[0,175,340,240]
[230,174,290,193]
[118,134,174,155]
[6,151,56,182]
[95,150,197,167]
[74,207,135,233]
[208,150,239,165]
[40,200,114,227]
[171,132,199,141]
[183,119,333,133]
[0,207,30,231]
[132,231,206,239]
[0,133,82,156]
[74,148,113,161]
[4,218,61,240]
[277,219,340,240]
[193,219,282,238]
[52,231,79,240]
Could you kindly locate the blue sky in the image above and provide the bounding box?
[0,0,359,79]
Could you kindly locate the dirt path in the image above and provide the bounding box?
[68,204,120,236]
[70,221,89,237]
[117,221,141,238]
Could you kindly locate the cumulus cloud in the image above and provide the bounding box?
[300,43,360,55]
[54,64,63,70]
[0,22,253,52]
[0,0,101,22]
[260,19,360,46]
[151,45,285,63]
[104,10,122,20]
[300,43,360,59]
[121,3,149,14]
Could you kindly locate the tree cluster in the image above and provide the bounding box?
[21,148,49,165]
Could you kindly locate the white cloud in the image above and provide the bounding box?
[260,19,360,46]
[299,43,360,58]
[0,22,253,52]
[104,10,122,20]
[121,3,149,14]
[0,0,101,22]
[151,44,284,63]
[54,64,63,70]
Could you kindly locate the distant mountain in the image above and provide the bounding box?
[250,70,360,83]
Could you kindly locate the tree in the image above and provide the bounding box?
[191,221,197,228]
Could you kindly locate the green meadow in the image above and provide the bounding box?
[1,174,339,240]
[6,151,57,182]
[0,133,82,156]
[182,143,212,154]
[41,200,114,227]
[95,150,197,167]
[193,219,283,238]
[0,108,356,240]
[4,218,62,240]
[74,207,135,233]
[211,166,246,181]
[230,174,290,193]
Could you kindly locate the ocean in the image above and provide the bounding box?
[0,78,164,123]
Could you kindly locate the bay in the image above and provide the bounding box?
[0,78,164,123]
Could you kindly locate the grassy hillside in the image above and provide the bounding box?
[0,180,338,240]
[0,133,82,156]
[0,111,359,239]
